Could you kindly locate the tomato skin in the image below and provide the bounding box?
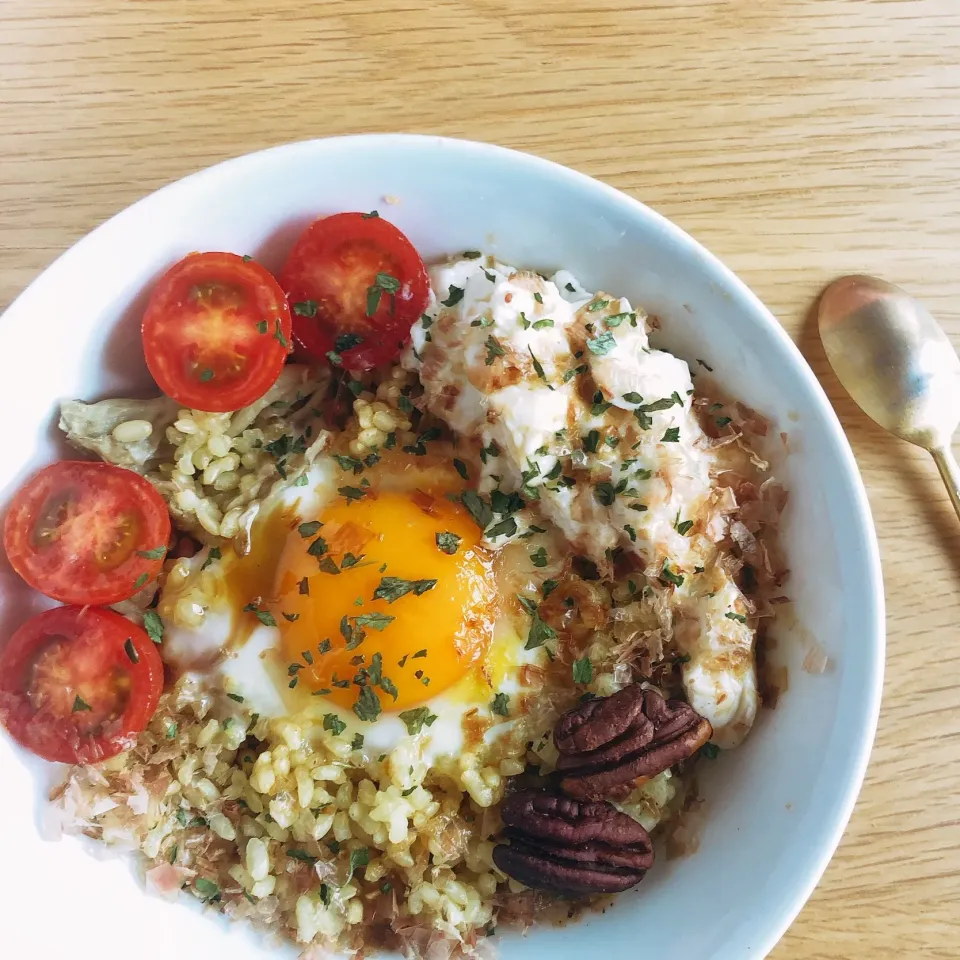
[0,606,164,764]
[142,252,292,413]
[279,212,429,371]
[3,461,171,606]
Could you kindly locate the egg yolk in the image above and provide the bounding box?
[275,489,496,713]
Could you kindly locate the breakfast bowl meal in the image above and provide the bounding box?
[0,135,884,960]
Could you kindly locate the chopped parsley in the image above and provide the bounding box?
[143,610,164,644]
[72,695,92,713]
[725,612,748,624]
[661,427,681,443]
[485,516,517,539]
[453,458,468,480]
[287,849,319,864]
[399,707,438,735]
[436,532,461,555]
[353,685,382,722]
[572,656,593,684]
[194,878,220,902]
[338,485,366,502]
[133,573,149,592]
[373,576,438,603]
[201,546,222,571]
[366,272,400,317]
[491,693,510,717]
[541,579,559,598]
[586,330,616,356]
[532,317,554,329]
[441,285,465,307]
[354,612,395,631]
[676,518,694,535]
[299,577,310,596]
[348,847,370,880]
[323,714,347,736]
[292,301,318,317]
[136,545,166,560]
[351,733,365,750]
[298,520,323,538]
[530,546,548,568]
[587,298,610,312]
[243,603,277,628]
[701,742,721,759]
[716,416,733,427]
[583,429,600,454]
[525,610,557,650]
[484,335,506,365]
[660,562,684,588]
[624,524,637,542]
[273,319,290,349]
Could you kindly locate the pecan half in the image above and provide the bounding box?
[492,790,653,894]
[555,685,712,801]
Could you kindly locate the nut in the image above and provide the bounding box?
[555,685,712,801]
[492,790,653,894]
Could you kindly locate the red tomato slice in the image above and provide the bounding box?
[142,252,292,412]
[0,606,164,764]
[279,212,429,371]
[4,461,171,606]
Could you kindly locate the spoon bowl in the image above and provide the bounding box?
[818,274,960,518]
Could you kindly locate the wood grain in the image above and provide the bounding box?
[2,0,959,955]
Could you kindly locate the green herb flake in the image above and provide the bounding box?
[353,685,382,722]
[273,319,290,349]
[72,695,92,713]
[716,416,733,427]
[661,427,681,443]
[348,846,370,879]
[530,546,548,568]
[532,317,554,330]
[572,656,593,684]
[323,714,347,736]
[373,576,438,603]
[541,579,559,599]
[366,272,401,317]
[398,706,438,735]
[442,285,465,307]
[702,742,721,759]
[354,612,395,631]
[351,733,365,750]
[133,573,149,592]
[436,532,461,555]
[293,301,318,317]
[195,878,220,901]
[660,562,685,588]
[484,335,506,365]
[339,485,366,502]
[586,330,616,356]
[299,577,310,596]
[362,210,380,219]
[491,692,510,717]
[587,298,610,312]
[143,610,164,644]
[525,612,557,650]
[136,545,167,561]
[453,459,468,481]
[725,612,748,624]
[624,524,637,542]
[298,520,323,538]
[583,429,601,454]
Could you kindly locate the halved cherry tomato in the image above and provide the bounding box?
[142,252,292,412]
[279,212,430,371]
[0,606,164,764]
[4,461,171,606]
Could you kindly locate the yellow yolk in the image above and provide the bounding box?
[275,488,497,712]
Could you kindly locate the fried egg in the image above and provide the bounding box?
[159,450,544,762]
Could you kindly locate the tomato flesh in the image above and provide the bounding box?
[279,212,429,371]
[142,252,292,412]
[0,606,164,764]
[4,461,171,606]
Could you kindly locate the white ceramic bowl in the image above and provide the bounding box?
[0,135,884,959]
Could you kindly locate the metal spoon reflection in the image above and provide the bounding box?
[818,275,960,521]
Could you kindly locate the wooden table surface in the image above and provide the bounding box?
[2,0,959,956]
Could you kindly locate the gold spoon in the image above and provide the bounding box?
[818,274,960,520]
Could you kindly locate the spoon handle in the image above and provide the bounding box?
[931,446,960,522]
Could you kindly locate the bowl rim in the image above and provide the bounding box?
[3,133,885,958]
